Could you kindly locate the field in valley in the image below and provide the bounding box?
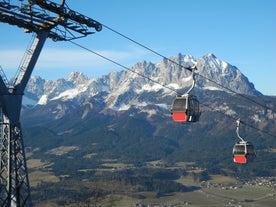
[29,162,276,207]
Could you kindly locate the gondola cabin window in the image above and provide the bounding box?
[233,144,245,155]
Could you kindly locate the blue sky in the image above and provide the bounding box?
[0,0,275,95]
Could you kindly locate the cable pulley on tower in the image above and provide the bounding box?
[30,0,102,31]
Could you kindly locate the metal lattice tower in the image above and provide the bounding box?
[0,0,102,206]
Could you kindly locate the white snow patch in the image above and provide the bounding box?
[221,61,228,69]
[37,95,48,105]
[203,86,223,91]
[136,84,163,93]
[183,55,197,67]
[142,109,157,117]
[51,86,87,101]
[182,75,193,82]
[167,83,180,90]
[137,102,148,107]
[155,62,162,67]
[156,103,169,110]
[118,104,131,111]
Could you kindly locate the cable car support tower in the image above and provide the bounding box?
[0,0,102,206]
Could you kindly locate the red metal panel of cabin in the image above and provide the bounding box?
[233,155,247,164]
[172,112,187,122]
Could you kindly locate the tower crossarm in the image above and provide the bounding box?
[0,0,102,41]
[13,31,49,92]
[31,0,102,31]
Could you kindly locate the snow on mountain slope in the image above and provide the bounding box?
[196,53,260,95]
[23,53,261,111]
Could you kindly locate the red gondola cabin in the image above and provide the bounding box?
[232,141,256,164]
[171,95,201,122]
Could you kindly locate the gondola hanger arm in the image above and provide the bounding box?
[182,66,197,96]
[236,118,245,142]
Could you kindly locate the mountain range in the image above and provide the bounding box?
[21,51,276,168]
[19,52,276,205]
[23,53,261,110]
[19,53,276,162]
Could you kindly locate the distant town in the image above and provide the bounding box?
[131,176,276,207]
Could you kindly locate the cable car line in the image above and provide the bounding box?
[100,24,195,72]
[69,40,180,95]
[197,75,276,115]
[68,39,276,139]
[101,24,276,115]
[199,101,276,138]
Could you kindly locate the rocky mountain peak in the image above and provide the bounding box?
[23,53,261,110]
[67,71,89,85]
[196,54,260,95]
[27,75,45,97]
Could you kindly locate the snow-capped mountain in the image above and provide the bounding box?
[24,53,261,111]
[20,53,276,205]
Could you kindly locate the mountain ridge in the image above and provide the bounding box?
[23,53,261,111]
[19,53,276,205]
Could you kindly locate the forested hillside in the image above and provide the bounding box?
[20,54,276,205]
